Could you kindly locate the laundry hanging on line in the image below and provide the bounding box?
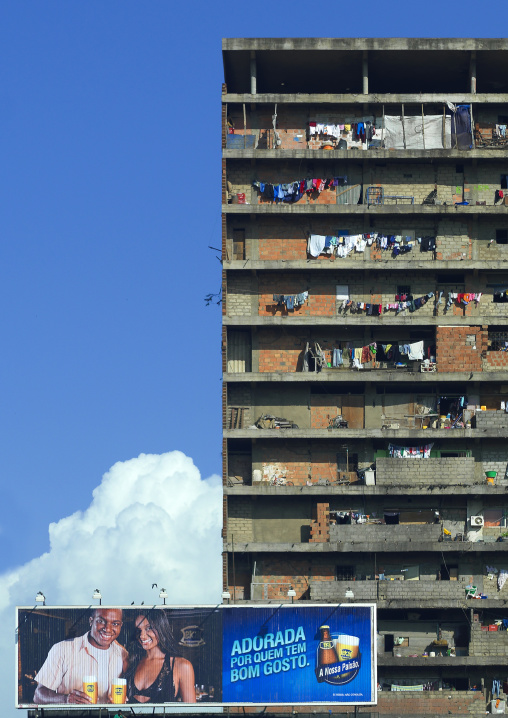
[388,443,434,459]
[272,292,308,310]
[253,176,348,204]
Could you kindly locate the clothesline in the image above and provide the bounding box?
[308,233,436,259]
[272,292,308,310]
[253,177,348,204]
[388,443,434,458]
[333,341,427,368]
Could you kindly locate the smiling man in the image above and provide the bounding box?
[33,608,128,704]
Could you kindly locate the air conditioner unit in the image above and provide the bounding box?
[470,515,484,527]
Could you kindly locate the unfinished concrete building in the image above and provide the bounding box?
[221,39,508,716]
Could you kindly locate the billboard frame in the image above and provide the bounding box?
[16,603,377,709]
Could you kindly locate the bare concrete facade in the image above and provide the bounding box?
[222,38,508,716]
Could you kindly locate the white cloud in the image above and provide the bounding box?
[0,451,223,717]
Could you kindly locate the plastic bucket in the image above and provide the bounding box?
[485,471,497,479]
[487,477,495,485]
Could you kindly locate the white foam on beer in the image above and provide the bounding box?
[0,451,222,716]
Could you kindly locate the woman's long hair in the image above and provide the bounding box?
[125,609,181,671]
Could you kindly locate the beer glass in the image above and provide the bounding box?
[333,635,359,679]
[111,678,127,704]
[83,675,98,704]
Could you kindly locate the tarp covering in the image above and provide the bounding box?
[384,115,452,150]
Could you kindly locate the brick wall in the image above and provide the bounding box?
[484,351,508,371]
[311,579,468,601]
[476,410,508,430]
[309,502,330,542]
[227,275,508,321]
[226,385,252,429]
[376,458,476,486]
[310,394,342,428]
[436,326,487,373]
[226,498,253,542]
[253,439,371,485]
[470,624,508,657]
[226,273,254,316]
[377,691,485,715]
[250,556,335,600]
[329,524,442,543]
[258,328,305,373]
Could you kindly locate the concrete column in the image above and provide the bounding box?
[362,50,368,95]
[470,50,477,94]
[250,51,257,95]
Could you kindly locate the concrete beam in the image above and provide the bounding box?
[224,541,508,553]
[223,315,508,327]
[222,38,508,52]
[223,203,508,216]
[223,92,508,104]
[224,427,506,439]
[378,655,507,666]
[223,260,508,270]
[224,148,508,161]
[224,485,508,497]
[223,371,508,383]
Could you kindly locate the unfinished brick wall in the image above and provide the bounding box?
[470,624,508,657]
[227,273,254,316]
[310,394,342,428]
[376,458,476,486]
[484,351,508,371]
[253,439,370,485]
[251,556,336,600]
[257,328,305,373]
[309,502,330,543]
[226,497,253,542]
[436,326,487,373]
[437,218,472,260]
[377,691,485,715]
[226,385,252,429]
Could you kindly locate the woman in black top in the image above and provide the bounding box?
[124,611,196,703]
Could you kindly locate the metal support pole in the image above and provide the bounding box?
[470,50,477,94]
[362,50,368,95]
[250,51,257,95]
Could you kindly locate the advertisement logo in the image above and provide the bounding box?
[315,626,361,686]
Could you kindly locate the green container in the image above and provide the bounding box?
[485,471,497,479]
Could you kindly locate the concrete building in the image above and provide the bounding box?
[222,39,508,716]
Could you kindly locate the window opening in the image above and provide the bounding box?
[336,565,355,581]
[495,229,508,245]
[232,228,246,260]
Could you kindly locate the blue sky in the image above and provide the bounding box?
[0,0,504,594]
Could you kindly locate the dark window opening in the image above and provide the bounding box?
[397,285,411,295]
[336,452,358,474]
[488,331,508,350]
[233,228,246,260]
[438,273,465,283]
[501,176,508,190]
[384,634,394,652]
[496,229,508,245]
[336,565,355,581]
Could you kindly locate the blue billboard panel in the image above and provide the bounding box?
[222,605,375,704]
[16,604,376,708]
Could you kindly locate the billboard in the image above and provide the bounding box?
[16,604,376,708]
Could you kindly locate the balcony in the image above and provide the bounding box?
[310,579,479,605]
[375,457,478,488]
